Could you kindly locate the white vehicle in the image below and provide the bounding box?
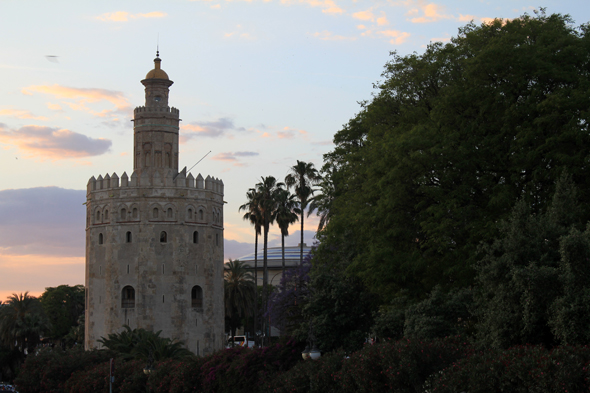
[226,335,255,348]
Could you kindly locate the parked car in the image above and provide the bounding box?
[226,335,255,348]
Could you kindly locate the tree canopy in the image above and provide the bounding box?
[317,11,590,302]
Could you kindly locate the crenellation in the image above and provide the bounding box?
[104,174,111,189]
[111,173,120,188]
[97,175,104,190]
[186,173,195,188]
[196,174,204,189]
[121,172,129,187]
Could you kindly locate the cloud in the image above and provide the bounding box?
[46,102,63,111]
[224,239,255,261]
[0,124,112,160]
[282,0,344,14]
[180,118,246,141]
[313,31,356,41]
[96,11,167,22]
[277,127,308,139]
[0,109,47,121]
[22,84,130,119]
[408,3,451,23]
[0,187,86,258]
[212,151,259,162]
[378,30,411,44]
[352,8,374,21]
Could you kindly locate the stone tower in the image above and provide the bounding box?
[84,53,224,356]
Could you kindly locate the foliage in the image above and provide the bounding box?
[14,346,113,393]
[39,285,84,342]
[199,339,304,393]
[429,345,590,392]
[64,358,149,393]
[267,254,311,337]
[0,292,49,357]
[262,349,346,393]
[285,160,322,265]
[225,260,256,337]
[98,325,193,361]
[404,286,473,340]
[318,11,590,302]
[305,263,377,354]
[474,173,584,348]
[274,188,300,278]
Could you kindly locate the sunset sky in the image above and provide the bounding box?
[1,0,589,301]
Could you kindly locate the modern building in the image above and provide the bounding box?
[84,53,225,356]
[232,243,312,286]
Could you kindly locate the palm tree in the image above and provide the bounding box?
[253,176,284,344]
[307,172,335,233]
[224,260,256,339]
[285,161,322,265]
[239,189,263,340]
[0,292,48,355]
[275,189,300,283]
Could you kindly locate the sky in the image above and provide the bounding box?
[0,0,589,301]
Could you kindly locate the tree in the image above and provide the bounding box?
[307,168,335,233]
[475,173,582,348]
[318,11,590,303]
[224,260,256,338]
[39,284,84,343]
[0,292,48,356]
[285,161,322,265]
[98,325,192,361]
[239,188,263,340]
[253,176,285,343]
[274,189,300,281]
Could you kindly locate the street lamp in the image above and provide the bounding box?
[143,350,155,375]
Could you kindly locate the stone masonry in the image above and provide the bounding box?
[84,53,224,356]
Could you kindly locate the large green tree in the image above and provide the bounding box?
[0,292,48,356]
[39,284,84,342]
[318,11,590,302]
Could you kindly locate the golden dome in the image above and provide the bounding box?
[145,55,169,80]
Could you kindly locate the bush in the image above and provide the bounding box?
[14,347,114,393]
[429,345,590,392]
[65,358,149,393]
[262,350,345,393]
[334,337,473,393]
[200,339,304,393]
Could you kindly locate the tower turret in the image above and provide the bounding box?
[133,52,180,177]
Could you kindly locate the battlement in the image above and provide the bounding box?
[134,106,179,116]
[87,167,223,195]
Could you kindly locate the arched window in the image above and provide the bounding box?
[165,152,171,167]
[153,208,159,219]
[145,152,151,167]
[193,231,199,244]
[104,210,109,220]
[191,286,203,308]
[167,208,173,218]
[121,208,126,220]
[126,231,132,243]
[188,208,193,220]
[199,209,204,221]
[122,286,135,308]
[98,233,103,245]
[96,211,101,222]
[160,231,167,243]
[132,208,138,219]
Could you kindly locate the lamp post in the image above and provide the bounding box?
[143,350,155,393]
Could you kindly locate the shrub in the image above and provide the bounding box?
[65,358,149,393]
[14,346,114,393]
[334,337,473,393]
[429,344,590,392]
[262,349,346,393]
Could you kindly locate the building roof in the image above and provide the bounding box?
[233,244,312,268]
[145,53,169,80]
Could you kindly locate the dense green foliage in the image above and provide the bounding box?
[39,285,84,342]
[225,260,256,337]
[317,11,590,303]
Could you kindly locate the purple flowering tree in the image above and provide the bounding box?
[266,252,312,337]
